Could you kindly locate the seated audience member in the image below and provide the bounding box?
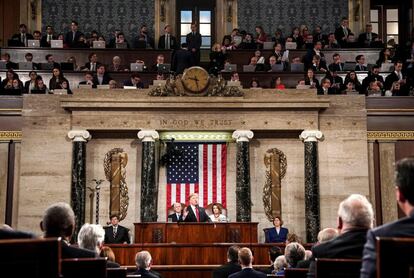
[367,81,383,96]
[271,43,288,66]
[139,24,155,49]
[100,246,117,263]
[362,65,384,94]
[250,78,261,89]
[109,79,118,89]
[318,78,334,95]
[259,246,283,274]
[304,69,320,89]
[167,202,183,222]
[222,35,236,50]
[273,255,287,275]
[229,247,266,278]
[384,81,404,96]
[267,56,277,72]
[65,20,83,48]
[385,61,408,95]
[272,29,285,45]
[79,72,96,88]
[325,70,344,94]
[213,245,241,278]
[344,70,362,93]
[249,57,265,72]
[310,55,327,73]
[41,25,56,47]
[209,43,227,75]
[346,33,359,48]
[60,80,73,94]
[329,53,345,72]
[24,52,40,69]
[183,193,211,223]
[324,33,340,49]
[33,77,50,94]
[317,228,339,244]
[83,53,100,72]
[10,23,33,46]
[10,78,23,92]
[361,157,414,278]
[172,43,192,74]
[376,48,392,67]
[87,30,99,46]
[108,56,128,72]
[41,202,95,258]
[303,34,315,49]
[73,34,89,48]
[312,26,325,44]
[78,223,120,268]
[209,203,227,222]
[113,32,130,48]
[273,76,285,90]
[304,41,325,70]
[254,50,265,64]
[230,72,239,82]
[296,249,313,268]
[239,33,256,50]
[308,194,374,278]
[32,30,41,41]
[45,54,60,69]
[107,30,121,48]
[291,56,302,64]
[284,242,306,268]
[49,67,69,91]
[93,65,113,86]
[123,73,144,89]
[156,73,165,80]
[1,69,20,90]
[104,214,130,244]
[67,56,80,71]
[358,23,379,48]
[355,55,368,71]
[133,250,162,278]
[289,27,302,49]
[265,216,289,243]
[158,24,178,50]
[1,53,18,69]
[0,224,34,239]
[335,17,352,47]
[151,54,166,72]
[24,71,39,93]
[255,25,267,49]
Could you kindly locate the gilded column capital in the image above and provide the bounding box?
[68,130,91,142]
[138,130,159,142]
[232,130,254,142]
[299,130,324,142]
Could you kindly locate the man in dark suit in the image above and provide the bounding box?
[10,24,34,47]
[40,25,56,47]
[40,202,96,259]
[167,202,183,222]
[335,17,352,47]
[83,53,101,72]
[0,225,34,239]
[358,24,379,48]
[133,251,162,278]
[317,78,336,95]
[328,53,345,72]
[361,65,385,94]
[79,72,97,88]
[158,25,178,50]
[123,73,144,89]
[304,41,325,70]
[308,194,374,278]
[65,20,83,48]
[213,246,241,278]
[229,247,266,278]
[103,214,130,244]
[361,157,414,278]
[183,193,211,222]
[385,61,408,94]
[186,23,202,66]
[172,43,193,74]
[93,65,113,86]
[258,246,283,274]
[1,53,18,69]
[355,55,368,71]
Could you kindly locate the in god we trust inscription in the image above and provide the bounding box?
[159,119,233,129]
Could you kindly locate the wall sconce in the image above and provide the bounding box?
[30,0,37,20]
[160,0,167,23]
[227,0,233,22]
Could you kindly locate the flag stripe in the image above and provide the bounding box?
[221,144,227,207]
[198,145,204,207]
[212,144,217,203]
[216,144,222,204]
[203,144,208,208]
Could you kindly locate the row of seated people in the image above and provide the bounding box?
[1,156,414,278]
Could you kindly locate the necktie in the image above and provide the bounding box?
[367,33,371,41]
[72,32,75,42]
[339,63,342,71]
[22,34,26,45]
[195,207,200,222]
[91,63,95,71]
[343,27,348,37]
[113,227,117,238]
[48,35,51,43]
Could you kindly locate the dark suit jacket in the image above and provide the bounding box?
[172,49,193,74]
[213,262,241,278]
[307,228,368,278]
[11,33,34,46]
[61,241,96,259]
[123,79,144,89]
[158,34,178,50]
[384,71,401,90]
[49,77,69,91]
[358,32,379,47]
[83,62,102,72]
[304,49,325,69]
[355,64,368,71]
[265,227,289,243]
[93,74,113,86]
[40,34,57,47]
[167,213,183,222]
[228,268,267,278]
[104,225,130,244]
[0,228,34,239]
[133,268,162,278]
[79,80,97,88]
[183,205,211,223]
[6,61,18,70]
[328,62,345,72]
[360,212,414,278]
[334,26,352,47]
[186,32,202,51]
[65,31,83,47]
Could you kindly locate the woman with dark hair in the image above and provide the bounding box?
[49,67,69,91]
[344,70,362,93]
[250,77,261,89]
[255,26,267,48]
[24,71,38,93]
[33,77,49,94]
[209,203,227,222]
[1,69,20,91]
[376,48,392,67]
[265,216,289,243]
[304,68,320,89]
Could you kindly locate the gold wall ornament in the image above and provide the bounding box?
[0,131,22,141]
[103,148,129,221]
[263,148,287,222]
[367,131,414,141]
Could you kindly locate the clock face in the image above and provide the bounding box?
[182,66,210,93]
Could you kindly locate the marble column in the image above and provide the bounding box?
[67,130,91,241]
[138,130,159,222]
[300,130,324,243]
[232,130,254,222]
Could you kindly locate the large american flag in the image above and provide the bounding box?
[166,143,227,213]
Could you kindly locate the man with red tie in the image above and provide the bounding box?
[183,193,211,222]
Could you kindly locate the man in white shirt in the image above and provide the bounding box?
[168,203,183,222]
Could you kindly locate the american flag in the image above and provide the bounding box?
[166,143,227,214]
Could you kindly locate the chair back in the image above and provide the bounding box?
[0,237,61,278]
[315,258,361,278]
[376,237,414,278]
[263,228,272,243]
[284,268,308,278]
[107,267,127,278]
[61,257,107,278]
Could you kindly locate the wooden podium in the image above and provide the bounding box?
[134,222,258,243]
